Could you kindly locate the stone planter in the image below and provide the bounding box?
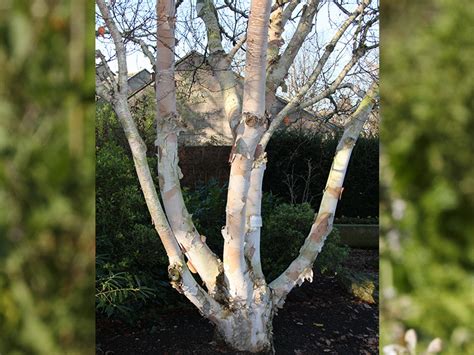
[333,224,379,249]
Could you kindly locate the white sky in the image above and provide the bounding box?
[96,0,378,81]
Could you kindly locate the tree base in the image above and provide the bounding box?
[212,299,275,354]
[213,328,274,354]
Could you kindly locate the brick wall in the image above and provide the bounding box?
[178,146,232,187]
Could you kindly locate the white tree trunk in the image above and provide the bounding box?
[155,0,222,294]
[270,82,379,307]
[216,0,274,350]
[96,0,378,352]
[245,157,267,282]
[222,0,272,303]
[213,288,274,352]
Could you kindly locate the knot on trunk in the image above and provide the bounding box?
[343,136,356,148]
[253,150,267,168]
[243,112,265,128]
[326,43,335,52]
[168,262,184,293]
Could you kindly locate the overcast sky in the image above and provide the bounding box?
[96,0,378,83]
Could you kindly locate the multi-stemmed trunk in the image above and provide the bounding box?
[96,0,378,352]
[212,285,275,352]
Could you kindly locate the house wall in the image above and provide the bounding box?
[125,52,339,146]
[175,56,234,146]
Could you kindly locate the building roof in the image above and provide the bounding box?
[124,52,339,131]
[96,51,341,145]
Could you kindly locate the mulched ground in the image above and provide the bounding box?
[97,249,378,354]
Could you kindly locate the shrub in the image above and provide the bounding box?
[334,216,379,225]
[315,228,350,276]
[261,202,350,282]
[96,267,155,318]
[96,141,183,320]
[96,147,353,316]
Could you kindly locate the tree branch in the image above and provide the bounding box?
[282,0,300,25]
[269,81,379,308]
[97,0,182,264]
[334,0,351,16]
[260,0,371,147]
[267,0,320,93]
[95,49,118,96]
[266,0,302,73]
[96,0,129,95]
[223,0,249,19]
[197,0,242,138]
[196,0,225,55]
[95,78,113,103]
[129,38,156,69]
[296,43,377,111]
[228,34,247,60]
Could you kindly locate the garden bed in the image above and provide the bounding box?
[96,249,378,354]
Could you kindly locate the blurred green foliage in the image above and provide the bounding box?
[381,0,474,353]
[0,0,95,354]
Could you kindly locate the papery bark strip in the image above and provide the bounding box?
[269,82,379,307]
[223,0,272,302]
[155,0,222,293]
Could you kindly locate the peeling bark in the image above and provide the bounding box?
[213,284,274,352]
[223,0,272,303]
[266,0,319,113]
[269,82,378,307]
[156,0,222,293]
[97,0,378,351]
[244,155,267,282]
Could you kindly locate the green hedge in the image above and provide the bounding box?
[97,102,379,219]
[265,130,378,218]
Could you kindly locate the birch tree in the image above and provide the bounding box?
[96,0,379,352]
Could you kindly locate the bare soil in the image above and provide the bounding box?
[96,249,378,354]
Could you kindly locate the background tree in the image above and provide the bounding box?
[96,0,379,351]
